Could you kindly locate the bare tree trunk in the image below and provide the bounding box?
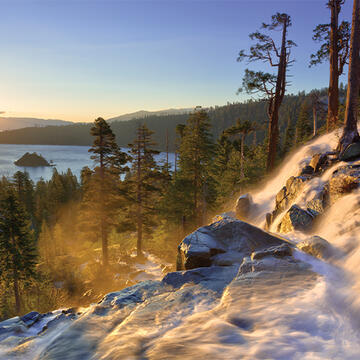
[174,151,177,175]
[202,182,207,225]
[240,133,245,178]
[313,104,317,137]
[165,128,169,169]
[99,132,108,267]
[327,0,340,132]
[11,230,21,314]
[136,136,142,257]
[338,0,360,152]
[266,17,287,172]
[267,110,280,171]
[13,275,20,314]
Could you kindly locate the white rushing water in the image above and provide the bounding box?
[2,129,360,359]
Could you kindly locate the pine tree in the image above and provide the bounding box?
[295,102,312,144]
[223,119,256,178]
[177,109,216,226]
[0,190,36,314]
[238,13,296,172]
[310,0,350,131]
[82,117,129,267]
[282,116,295,154]
[128,124,162,257]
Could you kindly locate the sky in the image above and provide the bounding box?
[0,0,353,122]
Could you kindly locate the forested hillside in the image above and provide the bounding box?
[0,88,342,151]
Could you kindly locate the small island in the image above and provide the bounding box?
[14,152,51,167]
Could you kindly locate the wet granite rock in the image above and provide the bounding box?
[235,193,253,220]
[339,142,360,161]
[275,175,312,216]
[251,243,292,260]
[297,236,334,260]
[277,205,317,234]
[309,153,329,173]
[177,217,290,270]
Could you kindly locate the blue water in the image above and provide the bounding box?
[0,144,175,182]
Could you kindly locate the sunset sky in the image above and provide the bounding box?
[0,0,353,122]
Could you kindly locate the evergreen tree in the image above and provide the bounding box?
[127,124,162,257]
[177,109,216,226]
[82,117,128,266]
[295,102,312,144]
[224,119,256,178]
[310,0,350,131]
[0,190,36,314]
[238,13,296,172]
[12,171,35,216]
[282,116,295,154]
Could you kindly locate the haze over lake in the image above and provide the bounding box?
[0,144,174,182]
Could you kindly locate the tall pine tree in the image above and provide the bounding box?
[128,124,162,257]
[82,117,128,267]
[177,109,216,226]
[0,190,36,314]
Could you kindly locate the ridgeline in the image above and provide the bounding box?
[0,90,334,151]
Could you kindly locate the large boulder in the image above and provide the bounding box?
[235,193,253,220]
[177,217,290,270]
[275,175,311,215]
[297,236,334,260]
[339,142,360,161]
[309,153,328,173]
[306,188,328,214]
[277,205,317,234]
[328,165,360,204]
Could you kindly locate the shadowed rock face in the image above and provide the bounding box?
[277,205,317,234]
[339,142,360,161]
[177,217,290,270]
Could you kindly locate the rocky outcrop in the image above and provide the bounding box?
[14,152,51,167]
[163,265,239,293]
[328,165,360,204]
[339,142,360,161]
[234,193,253,220]
[309,153,329,173]
[212,212,236,223]
[251,243,292,260]
[177,217,291,270]
[277,205,318,234]
[274,175,312,216]
[297,236,334,260]
[238,255,311,276]
[306,188,328,214]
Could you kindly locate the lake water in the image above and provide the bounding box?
[0,144,175,182]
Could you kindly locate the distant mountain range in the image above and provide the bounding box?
[107,108,193,122]
[0,90,334,151]
[0,109,193,131]
[0,117,73,131]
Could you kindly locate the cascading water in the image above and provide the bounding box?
[2,129,360,359]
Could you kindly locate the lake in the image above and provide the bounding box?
[0,144,175,182]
